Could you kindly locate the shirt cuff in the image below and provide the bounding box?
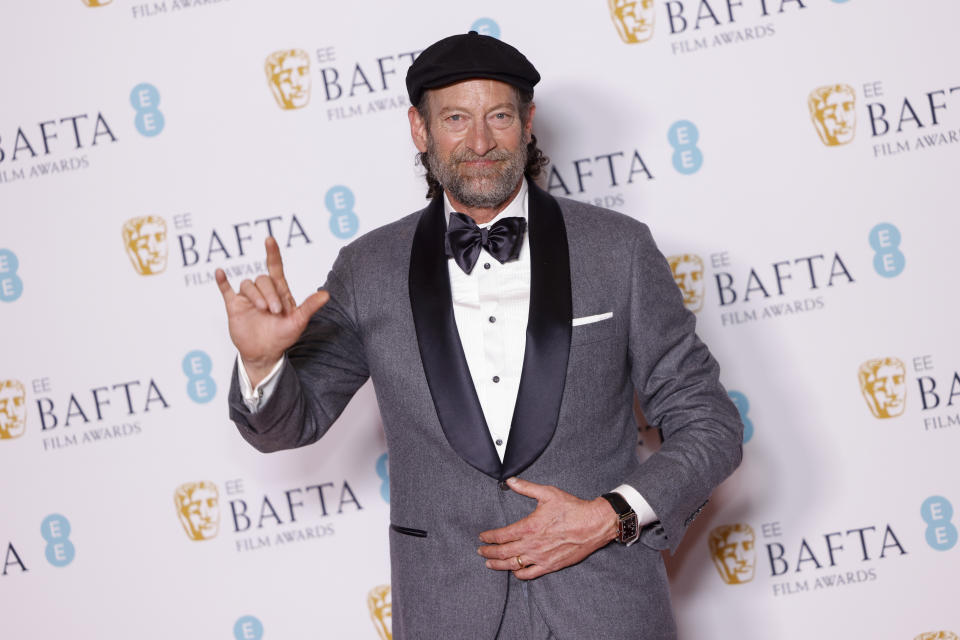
[237,354,285,413]
[613,483,658,529]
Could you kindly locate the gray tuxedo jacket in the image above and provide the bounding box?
[228,181,743,639]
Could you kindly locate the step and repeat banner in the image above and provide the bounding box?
[2,0,958,638]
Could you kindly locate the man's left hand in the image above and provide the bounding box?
[477,477,619,580]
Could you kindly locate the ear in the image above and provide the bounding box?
[408,106,428,153]
[523,102,536,141]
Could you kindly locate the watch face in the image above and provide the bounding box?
[621,515,639,543]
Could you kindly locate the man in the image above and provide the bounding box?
[217,32,742,639]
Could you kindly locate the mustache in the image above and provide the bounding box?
[451,148,513,164]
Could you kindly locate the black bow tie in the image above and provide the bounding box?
[444,211,527,275]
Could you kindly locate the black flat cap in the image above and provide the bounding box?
[406,31,540,106]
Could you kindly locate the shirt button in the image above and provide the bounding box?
[492,376,500,383]
[495,439,503,446]
[483,262,491,270]
[498,481,510,491]
[488,316,496,323]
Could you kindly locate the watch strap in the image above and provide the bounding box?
[602,491,633,517]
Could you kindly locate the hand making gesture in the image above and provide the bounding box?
[215,237,329,387]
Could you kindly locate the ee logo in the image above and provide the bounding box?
[376,453,390,503]
[41,514,75,568]
[869,223,905,278]
[130,83,165,137]
[233,616,264,640]
[183,350,217,404]
[471,18,501,39]
[921,496,957,551]
[0,249,23,302]
[728,391,754,444]
[325,185,360,239]
[668,120,703,174]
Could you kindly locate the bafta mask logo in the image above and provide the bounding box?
[175,482,220,541]
[858,357,906,419]
[609,0,655,44]
[122,216,168,275]
[668,254,705,312]
[709,523,756,585]
[0,379,27,440]
[367,584,392,640]
[915,633,959,640]
[82,0,113,6]
[809,84,856,147]
[265,49,311,110]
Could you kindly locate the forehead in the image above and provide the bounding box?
[875,364,902,377]
[725,530,751,542]
[426,79,519,112]
[824,89,854,104]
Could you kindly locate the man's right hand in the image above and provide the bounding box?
[215,236,329,387]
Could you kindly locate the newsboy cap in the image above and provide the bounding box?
[405,31,540,106]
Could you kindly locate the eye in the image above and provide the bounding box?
[448,114,462,121]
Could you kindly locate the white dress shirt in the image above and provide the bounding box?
[238,181,656,528]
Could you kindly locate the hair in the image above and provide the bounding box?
[414,87,549,199]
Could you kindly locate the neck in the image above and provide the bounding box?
[446,179,524,225]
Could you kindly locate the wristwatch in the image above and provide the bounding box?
[602,492,640,545]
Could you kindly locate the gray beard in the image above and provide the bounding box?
[426,137,528,210]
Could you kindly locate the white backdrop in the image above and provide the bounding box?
[2,1,959,638]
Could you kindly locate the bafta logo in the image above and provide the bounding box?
[858,357,906,419]
[668,254,705,312]
[709,524,756,585]
[809,84,856,147]
[265,49,311,110]
[915,633,959,640]
[367,584,392,640]
[0,379,27,440]
[609,0,655,43]
[122,216,168,275]
[81,0,113,5]
[175,482,220,541]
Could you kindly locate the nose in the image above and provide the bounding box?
[466,119,495,156]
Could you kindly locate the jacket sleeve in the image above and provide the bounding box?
[226,245,370,453]
[621,224,743,554]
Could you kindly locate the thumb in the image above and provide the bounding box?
[506,476,550,501]
[297,289,330,320]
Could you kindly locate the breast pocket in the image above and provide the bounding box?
[571,312,614,346]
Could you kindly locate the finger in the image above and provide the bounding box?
[477,541,526,560]
[239,279,268,311]
[513,564,549,581]
[504,476,552,501]
[215,268,235,303]
[297,289,330,320]
[485,555,536,571]
[255,275,283,315]
[478,520,527,545]
[264,237,295,310]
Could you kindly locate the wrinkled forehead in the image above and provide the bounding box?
[425,78,521,111]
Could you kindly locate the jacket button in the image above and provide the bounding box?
[498,481,510,491]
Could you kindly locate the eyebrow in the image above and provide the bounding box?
[437,102,519,116]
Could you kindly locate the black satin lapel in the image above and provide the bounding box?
[409,197,502,478]
[501,182,573,480]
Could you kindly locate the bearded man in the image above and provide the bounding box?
[218,31,742,640]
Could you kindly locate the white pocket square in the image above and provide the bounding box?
[572,311,613,327]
